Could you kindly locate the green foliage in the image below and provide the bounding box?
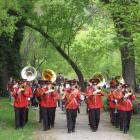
[129,115,140,140]
[1,0,140,84]
[132,100,138,114]
[0,6,17,37]
[102,96,108,111]
[69,24,122,78]
[134,33,140,84]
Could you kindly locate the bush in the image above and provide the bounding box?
[132,101,138,114]
[103,97,108,112]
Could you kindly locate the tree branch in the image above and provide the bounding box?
[24,22,85,91]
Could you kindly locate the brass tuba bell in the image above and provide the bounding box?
[114,76,125,85]
[42,69,56,82]
[21,66,37,81]
[93,74,106,87]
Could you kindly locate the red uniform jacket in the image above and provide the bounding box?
[86,88,104,109]
[26,86,33,106]
[84,85,94,108]
[36,87,44,105]
[118,92,136,111]
[12,87,30,108]
[63,89,80,109]
[107,90,120,109]
[37,87,59,108]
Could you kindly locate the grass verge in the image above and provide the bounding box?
[0,98,37,140]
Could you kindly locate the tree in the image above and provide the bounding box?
[0,1,25,93]
[18,0,96,91]
[0,0,95,91]
[100,0,139,89]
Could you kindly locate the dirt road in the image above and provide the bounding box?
[34,105,136,140]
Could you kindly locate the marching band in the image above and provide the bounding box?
[6,67,136,134]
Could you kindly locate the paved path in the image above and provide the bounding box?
[34,104,136,140]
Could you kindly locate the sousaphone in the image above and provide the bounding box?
[42,69,56,82]
[21,66,37,81]
[114,76,125,85]
[93,74,106,87]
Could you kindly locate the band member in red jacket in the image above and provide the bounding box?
[107,81,120,128]
[24,81,33,124]
[37,82,59,131]
[84,80,94,126]
[62,82,81,133]
[7,78,16,105]
[35,83,43,123]
[85,79,104,132]
[118,84,136,134]
[12,81,30,129]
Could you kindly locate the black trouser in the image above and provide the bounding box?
[66,109,77,131]
[14,107,26,129]
[25,107,29,124]
[88,109,91,126]
[51,107,56,127]
[42,107,56,130]
[39,105,43,122]
[119,110,132,133]
[61,100,65,111]
[89,108,100,130]
[58,100,61,107]
[110,108,119,127]
[31,96,38,107]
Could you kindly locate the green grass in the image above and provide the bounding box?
[129,114,140,140]
[0,98,37,140]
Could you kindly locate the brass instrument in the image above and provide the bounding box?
[123,87,133,100]
[17,85,27,94]
[42,69,56,82]
[21,66,37,81]
[115,76,125,85]
[93,74,106,88]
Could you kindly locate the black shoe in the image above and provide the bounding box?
[15,127,20,130]
[72,129,75,132]
[67,130,71,133]
[51,125,54,128]
[111,122,115,126]
[92,129,96,132]
[43,128,47,131]
[124,130,127,134]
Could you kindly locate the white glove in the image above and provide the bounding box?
[80,95,84,101]
[114,99,118,103]
[124,94,129,99]
[92,91,97,95]
[128,92,132,96]
[93,89,101,95]
[49,89,55,92]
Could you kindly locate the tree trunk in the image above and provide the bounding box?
[25,23,85,91]
[120,46,135,89]
[0,18,25,93]
[113,16,136,90]
[0,36,10,94]
[100,0,136,90]
[1,66,9,95]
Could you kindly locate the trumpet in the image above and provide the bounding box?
[19,85,26,92]
[123,89,133,100]
[16,85,26,95]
